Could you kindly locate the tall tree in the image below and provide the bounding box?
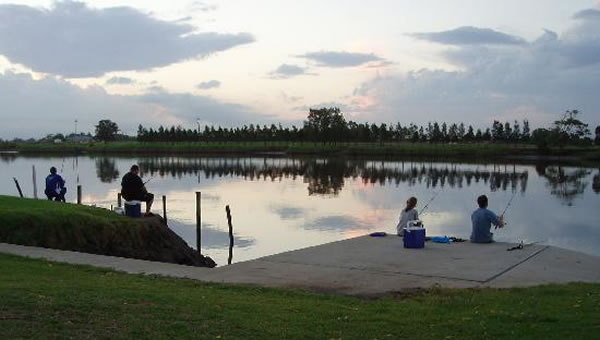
[95,119,119,142]
[553,109,591,147]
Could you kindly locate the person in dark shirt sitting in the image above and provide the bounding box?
[121,164,154,216]
[45,166,67,202]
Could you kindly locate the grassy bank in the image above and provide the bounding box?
[0,196,213,266]
[0,253,598,339]
[6,140,600,159]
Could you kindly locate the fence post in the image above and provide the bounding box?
[162,195,167,223]
[196,192,201,252]
[32,165,38,199]
[226,205,234,265]
[13,178,24,198]
[77,185,82,204]
[117,193,122,207]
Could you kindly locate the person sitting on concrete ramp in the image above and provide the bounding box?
[470,195,504,243]
[44,166,67,202]
[121,164,154,216]
[396,196,419,236]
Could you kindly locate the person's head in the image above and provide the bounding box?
[477,195,488,208]
[50,166,57,174]
[405,196,417,211]
[130,164,140,175]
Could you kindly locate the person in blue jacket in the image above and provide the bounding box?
[45,166,67,202]
[471,195,504,243]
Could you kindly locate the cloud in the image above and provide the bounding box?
[270,205,307,220]
[106,76,135,85]
[297,51,386,68]
[351,15,600,128]
[302,216,364,232]
[0,1,254,78]
[0,71,269,138]
[292,101,354,113]
[268,64,314,79]
[573,9,600,20]
[196,80,221,89]
[409,26,526,45]
[188,1,219,13]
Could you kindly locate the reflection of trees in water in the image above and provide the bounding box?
[536,165,592,205]
[0,153,17,163]
[95,158,120,183]
[137,157,529,196]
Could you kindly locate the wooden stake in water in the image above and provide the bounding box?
[162,195,167,223]
[196,192,201,252]
[77,185,82,204]
[117,193,122,208]
[226,205,234,265]
[13,177,24,198]
[32,165,38,199]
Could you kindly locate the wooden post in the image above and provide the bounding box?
[226,205,234,265]
[32,165,38,199]
[13,177,23,198]
[196,192,201,252]
[117,193,122,207]
[77,185,82,204]
[162,195,167,223]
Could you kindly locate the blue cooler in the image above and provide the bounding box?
[124,200,142,218]
[403,221,425,249]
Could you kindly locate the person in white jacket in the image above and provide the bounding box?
[396,196,418,236]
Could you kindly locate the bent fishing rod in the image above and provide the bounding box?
[495,189,518,229]
[419,189,443,215]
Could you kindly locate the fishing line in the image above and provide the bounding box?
[419,189,443,215]
[495,189,518,230]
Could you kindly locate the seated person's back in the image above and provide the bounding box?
[121,171,145,201]
[121,164,154,215]
[470,195,503,243]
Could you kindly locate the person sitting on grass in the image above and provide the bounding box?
[44,166,67,202]
[470,195,504,243]
[121,164,154,216]
[396,196,419,236]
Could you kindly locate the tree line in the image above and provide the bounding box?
[137,107,535,144]
[135,107,598,147]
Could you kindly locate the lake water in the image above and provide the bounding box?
[2,153,599,266]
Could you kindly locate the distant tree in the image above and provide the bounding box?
[464,125,475,141]
[522,120,531,142]
[553,109,591,147]
[491,121,504,141]
[512,120,521,142]
[441,122,448,142]
[95,119,119,142]
[595,125,600,144]
[531,128,555,152]
[458,123,466,141]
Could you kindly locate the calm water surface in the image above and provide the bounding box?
[2,153,599,266]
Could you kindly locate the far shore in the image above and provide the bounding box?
[2,141,599,164]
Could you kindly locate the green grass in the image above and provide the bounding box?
[0,195,141,248]
[9,140,598,159]
[0,253,598,339]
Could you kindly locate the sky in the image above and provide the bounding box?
[0,0,599,138]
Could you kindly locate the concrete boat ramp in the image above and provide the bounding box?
[2,235,600,296]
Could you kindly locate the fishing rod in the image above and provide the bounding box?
[419,189,442,215]
[500,189,518,217]
[143,176,154,185]
[495,189,518,229]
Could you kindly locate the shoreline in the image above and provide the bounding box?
[2,141,599,166]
